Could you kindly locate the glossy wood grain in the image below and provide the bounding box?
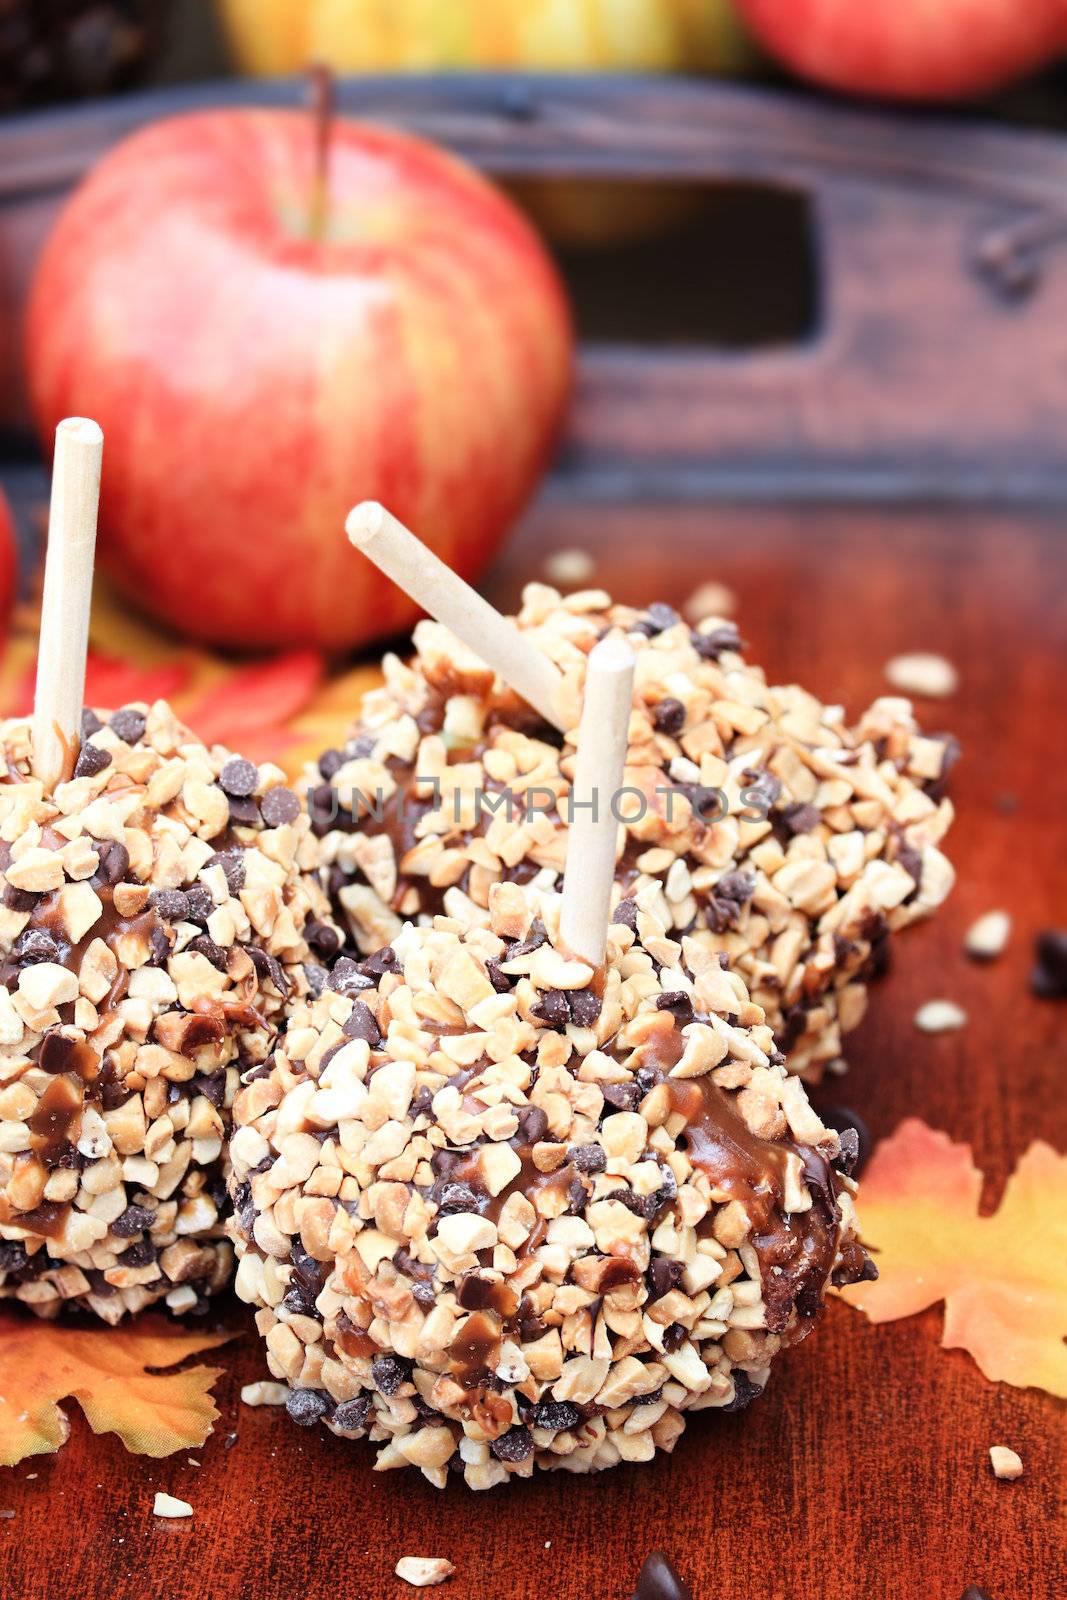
[1,501,1064,1600]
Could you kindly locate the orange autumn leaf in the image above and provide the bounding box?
[0,1312,236,1465]
[840,1118,1067,1397]
[182,651,323,749]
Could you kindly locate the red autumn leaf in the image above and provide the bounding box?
[182,651,323,749]
[840,1118,1067,1397]
[0,1312,236,1464]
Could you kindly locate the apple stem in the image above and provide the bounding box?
[307,63,333,243]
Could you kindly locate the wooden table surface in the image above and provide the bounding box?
[1,500,1064,1600]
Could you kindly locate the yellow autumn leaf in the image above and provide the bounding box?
[0,1312,236,1464]
[840,1118,1067,1397]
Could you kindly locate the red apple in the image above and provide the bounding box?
[26,110,572,651]
[739,0,1067,100]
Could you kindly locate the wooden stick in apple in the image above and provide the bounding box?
[31,417,104,789]
[346,500,566,731]
[558,632,635,967]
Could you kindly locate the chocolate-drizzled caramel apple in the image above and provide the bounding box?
[315,515,956,1080]
[228,881,869,1488]
[0,702,339,1321]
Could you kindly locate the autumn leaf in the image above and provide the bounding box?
[0,1312,236,1464]
[840,1118,1067,1397]
[181,651,323,749]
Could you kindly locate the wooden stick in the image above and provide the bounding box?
[32,417,104,789]
[559,633,636,967]
[346,501,566,731]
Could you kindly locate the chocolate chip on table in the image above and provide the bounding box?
[631,1551,692,1600]
[1031,929,1067,999]
[342,1000,381,1046]
[820,1107,872,1176]
[73,742,112,779]
[218,756,258,797]
[651,697,686,735]
[285,1388,329,1427]
[961,1590,994,1600]
[93,840,130,885]
[260,786,300,827]
[108,707,146,744]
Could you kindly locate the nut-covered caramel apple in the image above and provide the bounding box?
[229,880,869,1488]
[0,702,340,1322]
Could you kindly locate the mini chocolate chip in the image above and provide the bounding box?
[117,1238,156,1269]
[645,602,680,634]
[491,1425,534,1463]
[286,1388,329,1426]
[780,800,821,835]
[218,757,258,797]
[110,1203,156,1238]
[224,1431,239,1449]
[304,962,328,998]
[661,1323,687,1352]
[647,1255,683,1299]
[80,709,103,740]
[656,990,693,1024]
[0,1241,30,1273]
[247,945,289,996]
[529,1399,581,1433]
[602,1081,642,1112]
[343,1000,381,1046]
[74,742,112,779]
[93,840,130,886]
[434,1181,482,1215]
[631,1551,692,1600]
[306,919,341,960]
[207,848,246,894]
[331,1395,373,1433]
[228,795,262,827]
[186,886,217,923]
[516,1106,548,1145]
[960,1589,994,1600]
[821,1107,872,1176]
[486,958,512,994]
[506,919,547,960]
[612,898,638,931]
[151,889,190,922]
[188,935,229,973]
[108,708,146,744]
[410,1086,433,1119]
[567,989,602,1028]
[371,1354,409,1396]
[148,925,172,966]
[652,697,686,736]
[15,928,61,965]
[570,1143,606,1174]
[318,748,345,781]
[691,622,742,660]
[1032,929,1067,999]
[359,946,399,978]
[533,989,570,1029]
[260,786,300,827]
[721,1369,763,1414]
[3,885,39,912]
[328,957,374,997]
[196,1070,227,1109]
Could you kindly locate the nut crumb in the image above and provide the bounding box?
[240,1380,290,1407]
[683,580,737,621]
[914,999,968,1034]
[152,1492,192,1518]
[989,1445,1023,1480]
[542,548,595,587]
[885,652,958,698]
[964,911,1011,961]
[395,1557,455,1587]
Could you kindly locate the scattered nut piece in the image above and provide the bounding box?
[240,1380,291,1407]
[152,1492,193,1518]
[989,1445,1023,1481]
[542,548,595,587]
[964,911,1011,961]
[914,999,968,1034]
[683,579,736,621]
[885,652,958,698]
[394,1558,455,1588]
